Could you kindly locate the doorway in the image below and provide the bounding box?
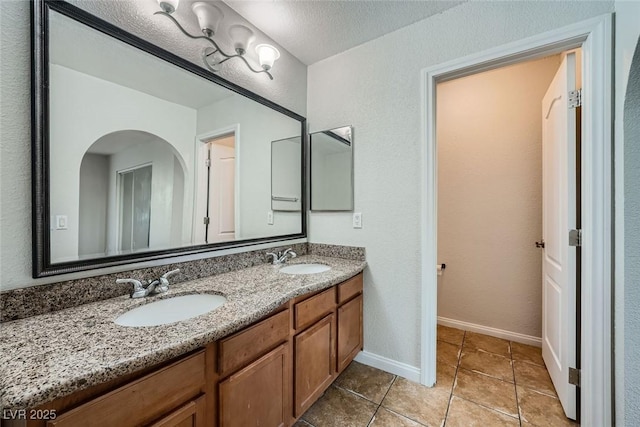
[194,128,239,244]
[436,50,580,421]
[118,163,152,253]
[421,15,612,426]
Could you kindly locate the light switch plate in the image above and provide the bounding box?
[56,215,68,230]
[267,210,274,225]
[353,212,362,229]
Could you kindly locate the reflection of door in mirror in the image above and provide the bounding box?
[118,165,152,253]
[195,134,236,244]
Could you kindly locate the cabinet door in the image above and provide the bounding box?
[148,395,206,427]
[219,344,289,427]
[294,313,336,418]
[337,295,363,373]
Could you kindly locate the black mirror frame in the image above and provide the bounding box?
[31,0,307,278]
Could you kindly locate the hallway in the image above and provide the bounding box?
[296,326,574,426]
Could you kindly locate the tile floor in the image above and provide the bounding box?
[295,326,576,427]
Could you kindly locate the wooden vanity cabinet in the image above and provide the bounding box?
[336,274,364,373]
[32,349,211,427]
[22,272,364,427]
[293,313,336,417]
[218,344,289,427]
[216,308,291,427]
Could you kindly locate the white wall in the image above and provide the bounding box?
[78,154,109,257]
[0,0,306,291]
[307,1,613,369]
[49,64,196,262]
[436,56,561,339]
[196,94,302,239]
[614,2,640,425]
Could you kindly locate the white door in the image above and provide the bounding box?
[541,52,578,420]
[208,140,236,242]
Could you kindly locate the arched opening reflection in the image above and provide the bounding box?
[78,130,187,258]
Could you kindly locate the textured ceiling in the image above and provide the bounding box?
[223,0,465,65]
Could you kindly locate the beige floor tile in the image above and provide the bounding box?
[293,420,315,427]
[369,407,425,426]
[335,361,396,404]
[437,340,460,367]
[453,368,518,418]
[381,377,450,427]
[302,385,378,427]
[463,332,511,357]
[446,396,520,427]
[513,361,557,397]
[459,348,514,382]
[511,342,545,366]
[437,324,465,346]
[436,362,456,391]
[517,386,577,426]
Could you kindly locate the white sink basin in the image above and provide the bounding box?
[279,263,331,275]
[114,294,227,327]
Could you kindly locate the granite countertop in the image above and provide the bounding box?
[0,255,366,411]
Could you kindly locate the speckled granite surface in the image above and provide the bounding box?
[308,243,366,261]
[0,255,365,411]
[0,243,308,322]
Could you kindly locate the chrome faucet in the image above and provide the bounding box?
[266,248,297,265]
[116,268,181,298]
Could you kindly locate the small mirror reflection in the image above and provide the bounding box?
[310,126,354,211]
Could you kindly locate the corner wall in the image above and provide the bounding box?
[307,1,613,368]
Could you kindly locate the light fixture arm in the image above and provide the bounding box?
[154,11,274,80]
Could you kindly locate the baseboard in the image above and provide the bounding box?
[437,316,542,347]
[354,351,421,382]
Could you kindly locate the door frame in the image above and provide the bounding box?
[420,14,612,425]
[193,125,241,242]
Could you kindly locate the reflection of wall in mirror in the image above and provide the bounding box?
[49,64,196,262]
[311,134,352,210]
[196,94,301,240]
[272,137,302,212]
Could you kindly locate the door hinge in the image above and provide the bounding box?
[568,89,582,108]
[203,217,210,225]
[569,229,582,247]
[569,367,581,387]
[205,159,211,167]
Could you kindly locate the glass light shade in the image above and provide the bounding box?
[191,2,224,37]
[256,44,280,71]
[228,25,255,55]
[157,0,179,14]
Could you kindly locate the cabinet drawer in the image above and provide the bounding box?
[218,309,289,376]
[338,273,363,304]
[294,287,336,330]
[46,351,206,427]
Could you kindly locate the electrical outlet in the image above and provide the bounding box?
[353,212,362,229]
[267,210,274,225]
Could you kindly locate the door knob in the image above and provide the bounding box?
[535,240,545,248]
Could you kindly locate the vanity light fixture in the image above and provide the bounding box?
[154,1,279,80]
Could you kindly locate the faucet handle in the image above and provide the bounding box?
[157,269,180,293]
[266,252,278,264]
[161,268,180,280]
[116,279,147,298]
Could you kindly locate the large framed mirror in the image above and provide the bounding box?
[309,126,354,211]
[32,0,306,277]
